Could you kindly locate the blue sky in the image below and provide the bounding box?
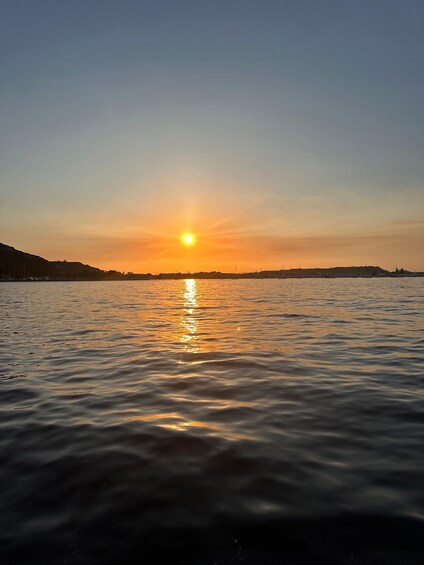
[1,0,423,271]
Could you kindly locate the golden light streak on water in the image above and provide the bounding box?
[181,279,199,353]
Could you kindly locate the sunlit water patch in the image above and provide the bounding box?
[1,279,423,564]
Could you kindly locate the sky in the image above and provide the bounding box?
[1,0,423,272]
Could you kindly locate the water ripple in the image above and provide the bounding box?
[1,279,423,564]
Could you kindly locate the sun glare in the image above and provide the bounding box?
[181,233,196,246]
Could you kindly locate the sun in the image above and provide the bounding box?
[181,232,196,246]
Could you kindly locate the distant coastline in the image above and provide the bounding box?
[1,242,423,281]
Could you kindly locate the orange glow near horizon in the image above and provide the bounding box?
[15,209,424,274]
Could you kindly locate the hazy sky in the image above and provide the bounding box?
[1,0,423,271]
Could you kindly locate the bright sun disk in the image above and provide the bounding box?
[181,232,196,246]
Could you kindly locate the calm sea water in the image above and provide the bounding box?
[1,279,423,564]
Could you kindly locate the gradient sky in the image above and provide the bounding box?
[1,0,423,272]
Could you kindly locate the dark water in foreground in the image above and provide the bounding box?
[1,279,423,564]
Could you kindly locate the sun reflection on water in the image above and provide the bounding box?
[181,279,199,353]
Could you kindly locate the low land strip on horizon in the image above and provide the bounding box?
[1,242,422,281]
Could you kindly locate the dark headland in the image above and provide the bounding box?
[1,242,422,281]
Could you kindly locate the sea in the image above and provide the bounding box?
[1,279,423,564]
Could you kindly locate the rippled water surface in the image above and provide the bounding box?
[1,279,423,564]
